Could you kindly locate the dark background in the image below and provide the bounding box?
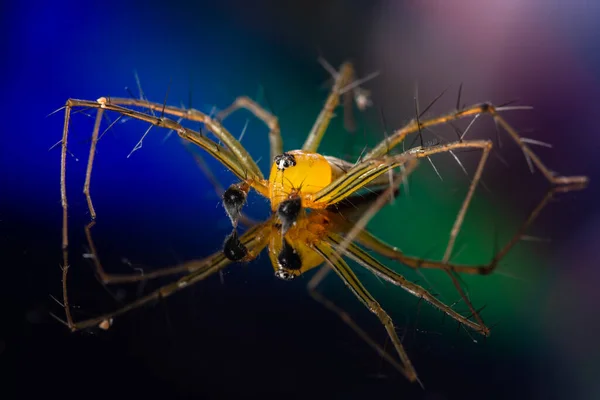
[2,1,600,399]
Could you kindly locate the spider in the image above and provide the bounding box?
[54,58,589,385]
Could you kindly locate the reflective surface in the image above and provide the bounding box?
[3,1,599,399]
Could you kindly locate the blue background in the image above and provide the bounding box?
[2,1,600,399]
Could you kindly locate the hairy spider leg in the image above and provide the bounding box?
[215,96,283,162]
[313,240,420,383]
[59,216,272,331]
[302,62,356,152]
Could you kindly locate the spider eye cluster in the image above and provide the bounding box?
[273,153,297,171]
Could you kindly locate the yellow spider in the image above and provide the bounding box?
[55,59,588,384]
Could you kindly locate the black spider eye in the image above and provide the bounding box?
[273,153,297,171]
[222,184,247,227]
[277,196,302,234]
[277,239,302,271]
[223,230,248,261]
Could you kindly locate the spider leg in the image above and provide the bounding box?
[302,62,356,152]
[403,140,493,263]
[60,97,274,331]
[363,103,588,188]
[125,97,266,180]
[68,97,266,182]
[313,240,421,384]
[184,143,259,227]
[351,183,583,275]
[321,106,585,335]
[313,138,489,212]
[82,108,104,220]
[59,218,272,332]
[318,140,490,332]
[327,184,580,334]
[82,220,216,284]
[312,140,490,263]
[306,154,419,208]
[60,98,269,290]
[61,98,268,249]
[306,265,409,378]
[325,232,489,336]
[323,154,403,191]
[215,96,283,161]
[64,98,267,185]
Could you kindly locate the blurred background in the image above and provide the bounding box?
[2,0,599,399]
